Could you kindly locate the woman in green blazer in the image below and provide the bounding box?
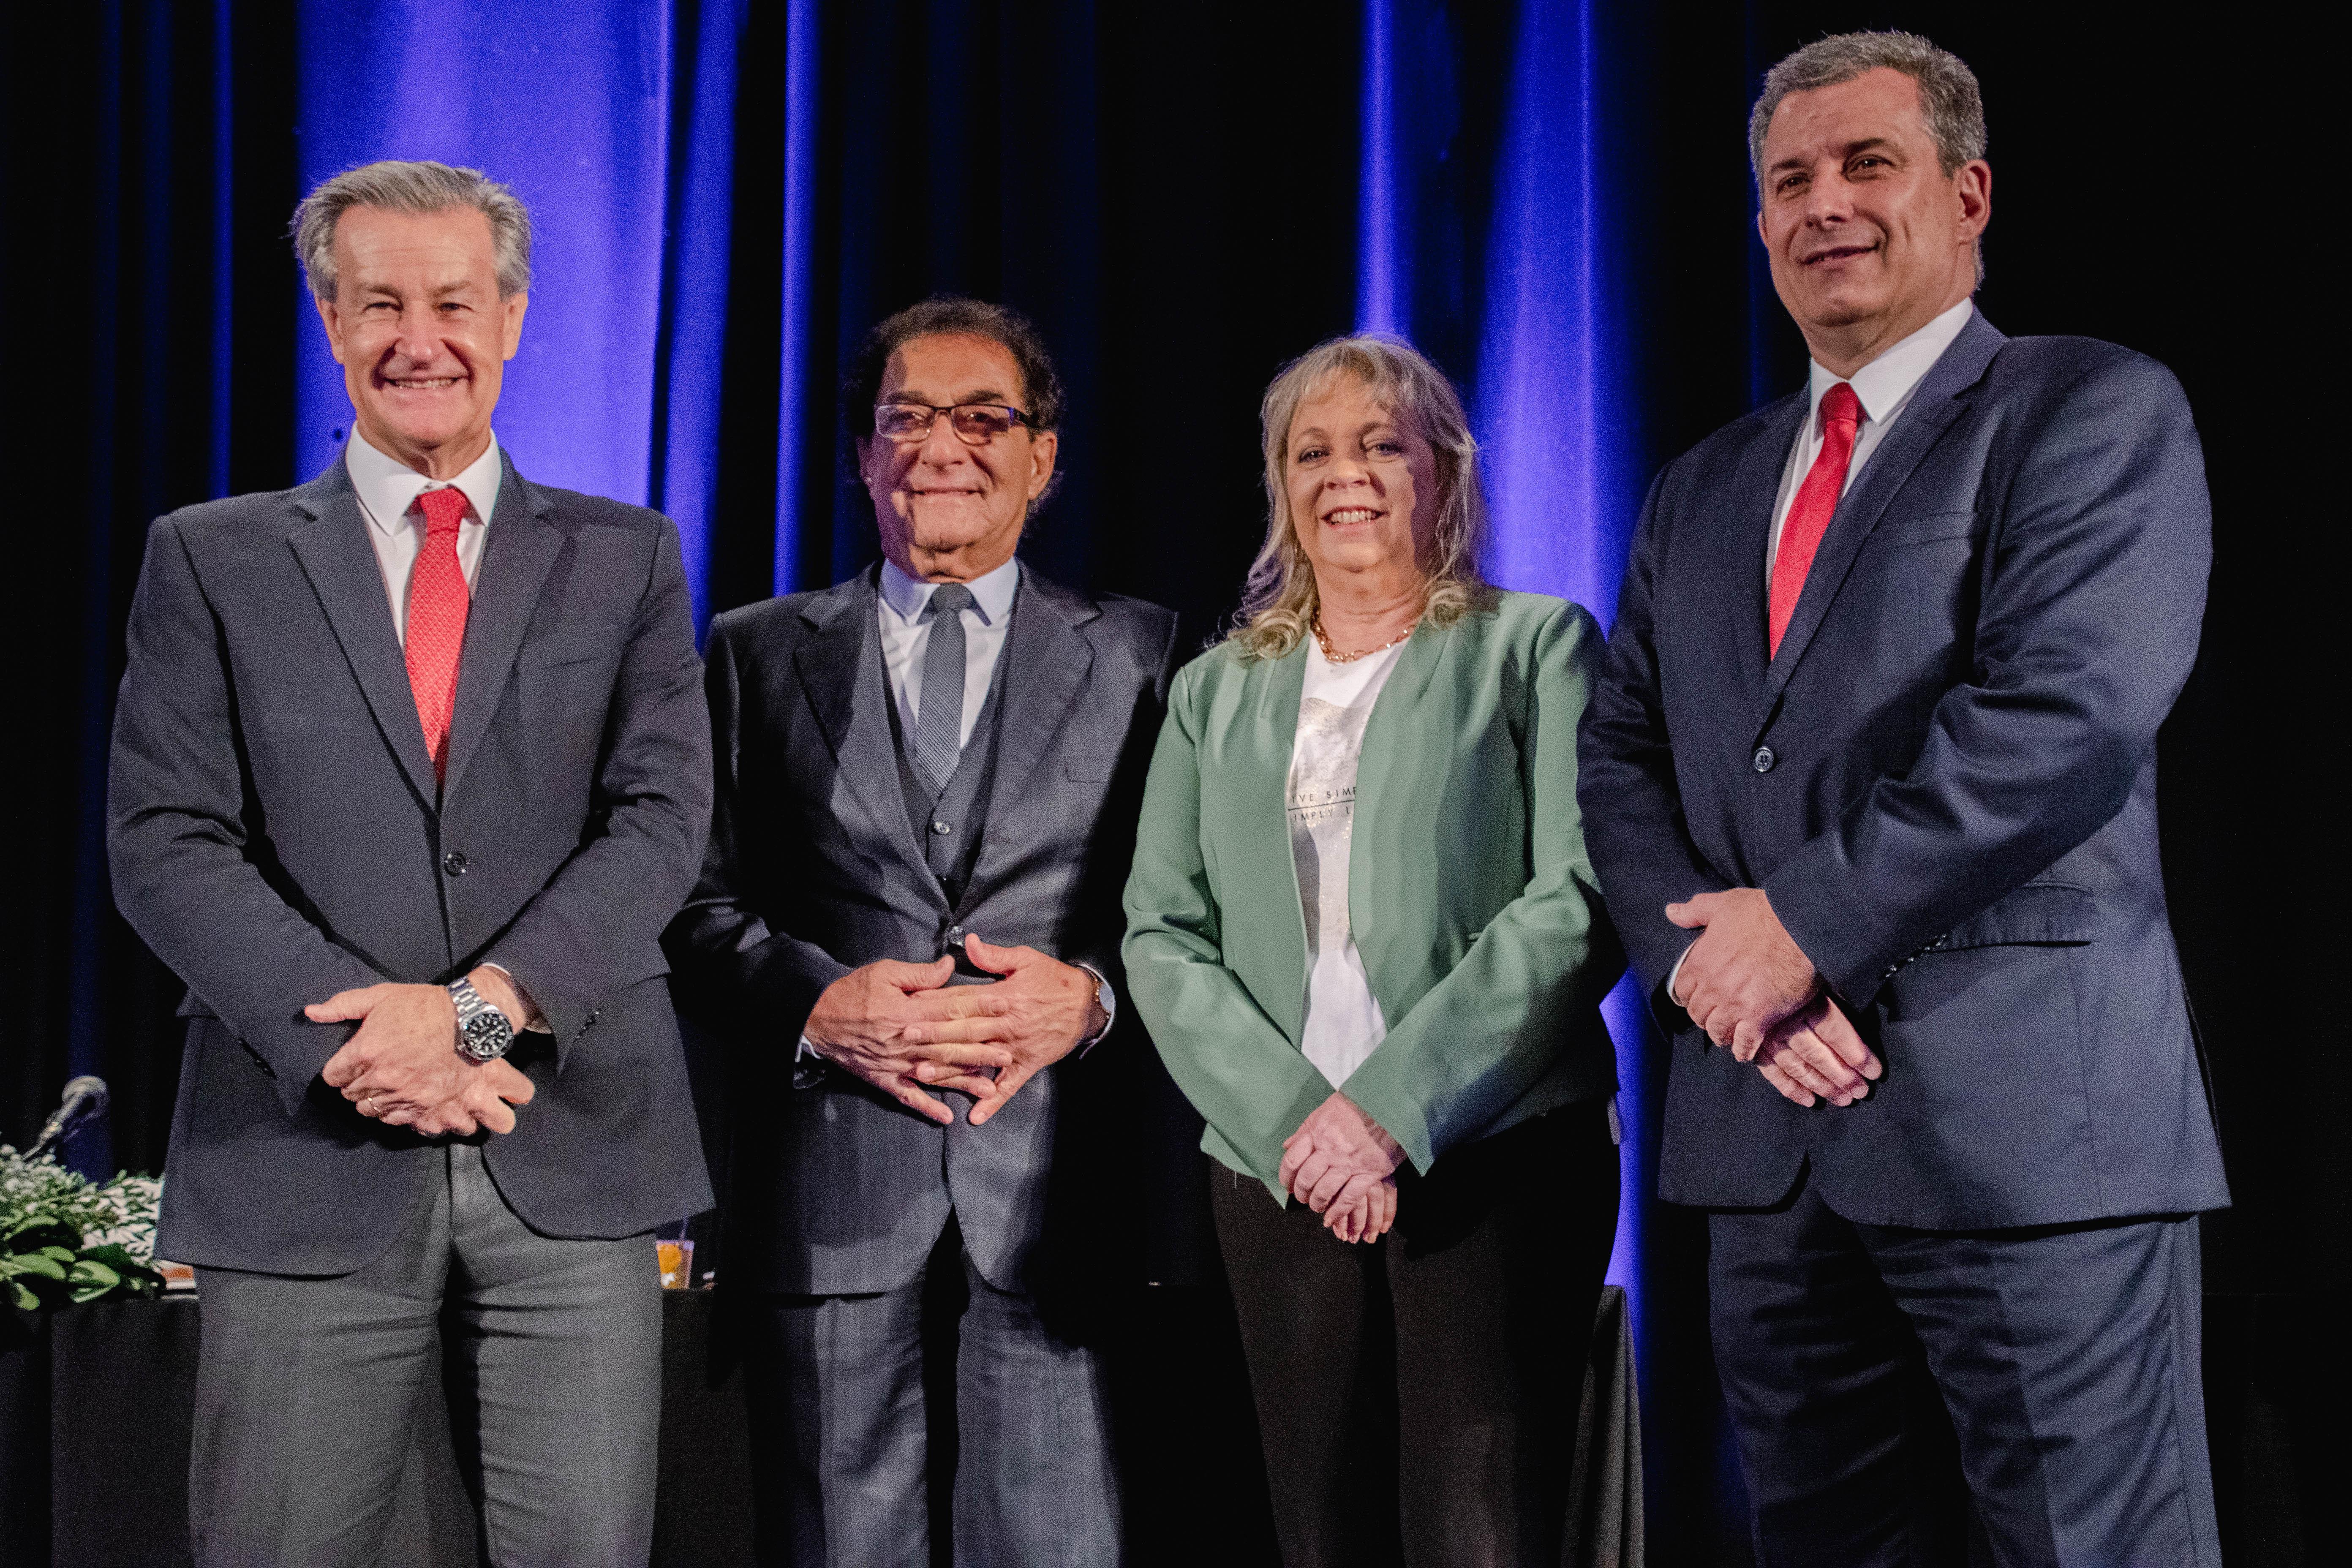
[1122,335,1625,1567]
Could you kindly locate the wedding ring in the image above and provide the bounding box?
[362,1095,378,1116]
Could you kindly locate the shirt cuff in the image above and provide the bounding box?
[1664,941,1699,1013]
[476,963,550,1033]
[1073,962,1116,1057]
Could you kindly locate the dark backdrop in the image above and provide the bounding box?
[5,3,2333,1561]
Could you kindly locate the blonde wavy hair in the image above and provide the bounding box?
[1228,334,1491,660]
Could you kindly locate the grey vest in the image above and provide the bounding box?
[887,618,1010,945]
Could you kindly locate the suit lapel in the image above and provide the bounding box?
[443,455,564,797]
[1349,616,1446,865]
[286,462,439,804]
[1724,395,1808,703]
[1349,618,1449,1024]
[989,573,1095,800]
[1762,313,2006,710]
[792,570,944,904]
[1244,640,1311,1043]
[965,570,1097,894]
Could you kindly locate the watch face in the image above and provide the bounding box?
[460,1010,510,1060]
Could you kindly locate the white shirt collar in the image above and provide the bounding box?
[877,553,1021,626]
[1807,297,1976,426]
[343,426,505,536]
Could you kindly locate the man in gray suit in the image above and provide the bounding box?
[667,297,1180,1565]
[107,161,712,1566]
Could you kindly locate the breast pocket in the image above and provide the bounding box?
[1887,512,1983,676]
[1875,507,1978,550]
[520,627,627,670]
[517,630,625,779]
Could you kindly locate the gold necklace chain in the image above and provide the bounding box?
[1312,613,1419,664]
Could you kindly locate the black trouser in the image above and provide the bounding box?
[1209,1101,1620,1568]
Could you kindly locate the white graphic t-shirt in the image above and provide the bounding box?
[1287,637,1407,1088]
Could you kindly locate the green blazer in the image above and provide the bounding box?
[1122,590,1623,1197]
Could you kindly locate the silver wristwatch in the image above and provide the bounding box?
[448,976,515,1063]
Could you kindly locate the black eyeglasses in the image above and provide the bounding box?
[872,402,1033,445]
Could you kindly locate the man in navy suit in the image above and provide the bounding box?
[1580,32,2227,1565]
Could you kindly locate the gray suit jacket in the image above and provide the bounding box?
[109,455,716,1274]
[666,565,1181,1297]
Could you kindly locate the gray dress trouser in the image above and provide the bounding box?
[189,1143,662,1567]
[744,1225,1124,1568]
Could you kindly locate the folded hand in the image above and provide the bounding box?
[1321,1172,1399,1244]
[312,981,538,1135]
[1667,888,1819,1056]
[1750,993,1883,1108]
[1279,1092,1406,1243]
[803,957,1016,1125]
[901,936,1105,1127]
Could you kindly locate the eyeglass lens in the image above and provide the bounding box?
[875,404,1023,444]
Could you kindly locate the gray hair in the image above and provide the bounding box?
[1228,335,1491,662]
[1748,31,1986,188]
[291,160,533,302]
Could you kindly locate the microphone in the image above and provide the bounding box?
[27,1075,109,1160]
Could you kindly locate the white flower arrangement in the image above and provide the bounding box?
[0,1145,164,1311]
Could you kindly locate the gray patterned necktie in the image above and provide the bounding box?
[911,582,975,798]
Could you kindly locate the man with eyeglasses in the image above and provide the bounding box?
[667,298,1181,1563]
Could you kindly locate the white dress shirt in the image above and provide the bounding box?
[343,427,503,643]
[877,553,1020,752]
[341,429,545,1028]
[1671,298,1976,1008]
[1763,298,1976,577]
[1288,637,1408,1088]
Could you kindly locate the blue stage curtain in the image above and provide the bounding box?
[293,1,677,520]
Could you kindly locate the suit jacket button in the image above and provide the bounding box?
[1752,747,1775,773]
[442,851,469,877]
[945,925,966,953]
[931,819,953,835]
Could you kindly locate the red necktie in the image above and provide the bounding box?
[1768,381,1864,657]
[405,487,471,783]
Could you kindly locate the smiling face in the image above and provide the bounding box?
[313,203,526,479]
[858,332,1058,583]
[1285,376,1439,592]
[1757,67,1990,375]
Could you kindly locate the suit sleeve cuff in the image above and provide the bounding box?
[477,962,551,1033]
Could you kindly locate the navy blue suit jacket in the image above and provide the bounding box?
[1579,311,2229,1228]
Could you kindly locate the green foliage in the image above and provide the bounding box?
[0,1146,165,1314]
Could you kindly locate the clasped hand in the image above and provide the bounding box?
[1667,888,1882,1108]
[804,936,1105,1127]
[1279,1092,1405,1244]
[310,971,536,1137]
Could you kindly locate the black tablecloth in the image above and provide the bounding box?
[2,1284,1639,1567]
[1,1290,752,1568]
